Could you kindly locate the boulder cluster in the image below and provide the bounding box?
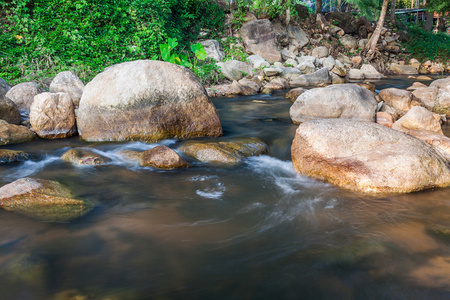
[203,12,447,97]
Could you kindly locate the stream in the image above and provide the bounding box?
[0,76,449,299]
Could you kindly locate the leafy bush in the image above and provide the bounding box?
[0,0,225,85]
[402,27,450,63]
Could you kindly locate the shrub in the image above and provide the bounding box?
[402,26,450,63]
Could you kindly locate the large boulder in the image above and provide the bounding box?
[216,60,253,81]
[179,138,268,164]
[339,34,358,49]
[30,92,77,139]
[392,106,443,135]
[288,25,309,48]
[49,71,85,106]
[430,77,450,116]
[240,19,281,63]
[325,12,359,34]
[77,60,222,142]
[412,87,438,110]
[0,177,94,221]
[289,67,330,87]
[0,120,36,145]
[378,88,419,116]
[360,64,383,79]
[291,119,450,194]
[0,78,10,97]
[290,84,377,124]
[200,40,225,62]
[0,95,21,125]
[5,81,42,111]
[402,130,450,161]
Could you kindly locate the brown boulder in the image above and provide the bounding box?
[0,120,36,145]
[141,145,188,169]
[412,87,438,110]
[291,119,450,194]
[285,88,306,103]
[240,19,281,64]
[402,130,450,161]
[376,111,394,127]
[30,92,77,139]
[0,177,93,221]
[392,106,443,135]
[60,148,111,166]
[77,60,222,142]
[378,88,420,116]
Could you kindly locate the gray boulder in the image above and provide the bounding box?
[240,19,281,63]
[290,67,330,87]
[217,60,253,81]
[77,60,222,142]
[247,55,270,69]
[339,34,358,49]
[288,25,309,48]
[360,64,383,79]
[0,78,10,97]
[325,12,359,34]
[392,106,443,135]
[311,46,329,59]
[49,71,85,106]
[291,119,450,194]
[290,83,377,124]
[5,81,42,111]
[200,40,225,61]
[0,96,21,125]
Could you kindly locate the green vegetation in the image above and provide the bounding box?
[0,0,224,85]
[403,27,450,62]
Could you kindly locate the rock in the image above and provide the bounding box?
[217,60,253,81]
[355,82,376,92]
[360,64,383,79]
[0,120,36,145]
[378,88,419,116]
[291,119,450,194]
[392,106,443,135]
[141,145,188,168]
[0,95,21,125]
[288,25,309,48]
[325,12,359,34]
[30,92,77,139]
[358,39,368,49]
[389,63,418,75]
[240,19,281,63]
[331,64,347,77]
[0,177,94,222]
[238,78,261,94]
[284,58,298,67]
[247,55,270,69]
[337,53,352,67]
[331,72,346,84]
[339,34,358,49]
[0,149,30,163]
[402,130,450,161]
[285,87,306,103]
[294,3,310,19]
[406,82,428,91]
[0,78,10,97]
[206,83,244,97]
[290,67,330,87]
[200,40,225,61]
[352,56,362,68]
[263,67,283,77]
[430,76,450,90]
[409,58,421,70]
[5,82,42,111]
[280,67,303,80]
[430,64,445,74]
[417,75,433,80]
[297,55,318,66]
[311,46,329,59]
[348,69,365,80]
[117,150,143,164]
[179,138,268,164]
[296,61,316,74]
[376,111,394,127]
[316,13,330,28]
[49,71,85,106]
[77,60,222,142]
[264,77,289,90]
[321,56,336,70]
[290,84,377,124]
[412,87,438,110]
[60,148,112,166]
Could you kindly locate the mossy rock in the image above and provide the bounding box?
[0,149,30,163]
[60,148,111,166]
[0,177,94,222]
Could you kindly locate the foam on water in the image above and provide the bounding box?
[196,183,226,199]
[4,155,60,181]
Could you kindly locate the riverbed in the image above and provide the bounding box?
[0,77,449,299]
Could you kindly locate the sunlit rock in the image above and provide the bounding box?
[60,148,111,166]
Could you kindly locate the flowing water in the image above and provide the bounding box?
[1,77,450,299]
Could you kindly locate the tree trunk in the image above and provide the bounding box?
[390,0,397,25]
[365,0,390,53]
[315,0,322,14]
[425,11,434,31]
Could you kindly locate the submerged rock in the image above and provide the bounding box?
[291,119,450,194]
[77,60,222,142]
[179,138,268,164]
[0,120,36,145]
[0,149,30,163]
[141,145,188,169]
[0,177,94,221]
[290,84,377,124]
[60,148,111,166]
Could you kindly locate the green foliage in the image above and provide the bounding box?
[222,37,248,61]
[345,0,383,21]
[402,27,450,62]
[0,0,225,85]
